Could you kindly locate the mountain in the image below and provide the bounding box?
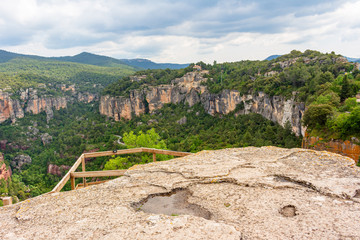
[0,49,47,63]
[51,52,130,67]
[0,49,189,70]
[120,58,189,69]
[264,54,281,60]
[345,56,360,63]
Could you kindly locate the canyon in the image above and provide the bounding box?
[100,70,306,136]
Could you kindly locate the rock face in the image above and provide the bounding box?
[0,152,11,181]
[1,147,359,239]
[0,90,24,123]
[100,71,305,136]
[10,154,32,170]
[303,135,360,163]
[0,87,98,124]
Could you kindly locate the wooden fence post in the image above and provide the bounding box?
[153,153,156,162]
[81,155,87,187]
[70,176,75,190]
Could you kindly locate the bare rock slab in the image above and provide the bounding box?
[1,147,360,239]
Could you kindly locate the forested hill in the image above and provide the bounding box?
[103,50,360,140]
[0,49,189,69]
[51,52,134,68]
[0,51,136,94]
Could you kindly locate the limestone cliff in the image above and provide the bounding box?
[0,90,24,123]
[100,71,305,136]
[0,87,98,124]
[0,147,359,239]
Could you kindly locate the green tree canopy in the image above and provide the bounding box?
[303,104,333,130]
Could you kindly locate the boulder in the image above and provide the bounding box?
[0,147,359,239]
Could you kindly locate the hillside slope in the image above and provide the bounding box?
[0,147,359,239]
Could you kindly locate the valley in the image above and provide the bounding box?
[1,49,360,205]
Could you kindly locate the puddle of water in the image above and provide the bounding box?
[132,189,212,219]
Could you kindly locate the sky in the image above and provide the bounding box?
[0,0,360,63]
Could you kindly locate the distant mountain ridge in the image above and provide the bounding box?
[0,49,189,70]
[265,54,360,63]
[120,58,189,70]
[264,55,281,61]
[51,52,128,67]
[345,57,360,63]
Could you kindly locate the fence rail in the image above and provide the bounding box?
[50,147,192,193]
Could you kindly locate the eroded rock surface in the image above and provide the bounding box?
[1,147,360,239]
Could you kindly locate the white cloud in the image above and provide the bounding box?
[1,0,360,62]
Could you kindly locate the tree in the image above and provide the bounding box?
[105,128,169,170]
[303,104,333,130]
[123,128,166,149]
[340,74,351,102]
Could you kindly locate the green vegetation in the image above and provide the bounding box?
[1,49,360,203]
[104,128,169,170]
[105,50,360,140]
[0,57,136,95]
[0,101,300,200]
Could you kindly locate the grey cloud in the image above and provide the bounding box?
[0,0,355,52]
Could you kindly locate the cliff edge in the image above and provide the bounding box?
[1,147,359,239]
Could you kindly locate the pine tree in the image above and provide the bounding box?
[340,74,350,102]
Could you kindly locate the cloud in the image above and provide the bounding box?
[0,0,359,62]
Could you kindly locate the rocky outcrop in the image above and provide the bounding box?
[40,133,53,146]
[176,116,187,125]
[77,92,98,103]
[0,153,11,181]
[100,71,305,136]
[47,164,70,177]
[0,90,25,123]
[10,154,32,170]
[1,147,359,239]
[302,135,360,163]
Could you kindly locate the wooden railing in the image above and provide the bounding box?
[50,148,192,193]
